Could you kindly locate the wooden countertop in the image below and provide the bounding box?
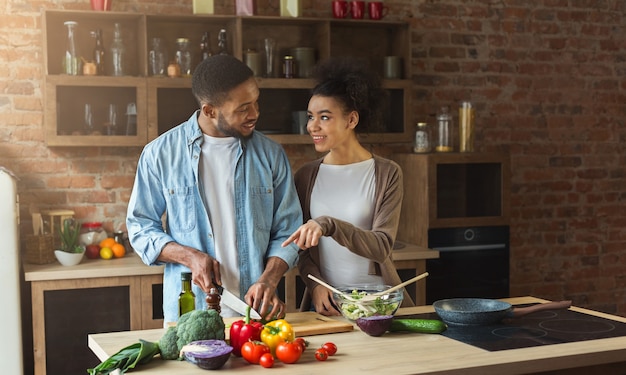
[23,252,164,282]
[23,241,437,282]
[88,297,626,375]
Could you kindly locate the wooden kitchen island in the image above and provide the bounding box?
[25,242,436,375]
[89,297,626,375]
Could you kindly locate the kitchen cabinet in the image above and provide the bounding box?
[391,152,511,247]
[23,254,164,375]
[43,10,412,146]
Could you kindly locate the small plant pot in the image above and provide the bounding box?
[54,249,85,266]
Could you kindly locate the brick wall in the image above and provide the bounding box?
[1,0,625,317]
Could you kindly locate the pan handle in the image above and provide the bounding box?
[510,300,572,318]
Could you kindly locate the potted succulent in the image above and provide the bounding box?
[54,218,86,266]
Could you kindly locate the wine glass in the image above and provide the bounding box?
[83,104,93,135]
[106,104,117,135]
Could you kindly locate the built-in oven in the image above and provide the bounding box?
[425,225,509,304]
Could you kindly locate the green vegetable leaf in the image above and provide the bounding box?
[87,339,159,375]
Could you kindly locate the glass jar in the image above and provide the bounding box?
[79,222,107,246]
[283,55,295,78]
[459,101,475,152]
[435,106,453,152]
[149,37,166,76]
[175,38,192,77]
[413,122,431,153]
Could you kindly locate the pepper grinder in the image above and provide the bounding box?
[206,287,221,313]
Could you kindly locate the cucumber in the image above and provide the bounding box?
[389,319,447,334]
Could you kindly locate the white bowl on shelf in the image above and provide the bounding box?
[54,249,85,266]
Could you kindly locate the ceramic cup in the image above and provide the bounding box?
[383,56,402,79]
[292,111,308,134]
[368,1,389,20]
[332,0,350,19]
[350,1,365,19]
[90,0,112,11]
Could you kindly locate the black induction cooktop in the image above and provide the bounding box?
[409,304,626,352]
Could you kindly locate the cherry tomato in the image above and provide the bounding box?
[294,337,308,351]
[241,341,271,364]
[259,353,274,368]
[315,348,329,361]
[322,342,337,356]
[275,341,303,364]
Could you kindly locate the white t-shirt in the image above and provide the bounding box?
[310,158,384,287]
[199,134,240,317]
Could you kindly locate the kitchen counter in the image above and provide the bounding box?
[25,244,437,375]
[23,251,164,281]
[88,297,626,375]
[24,253,165,375]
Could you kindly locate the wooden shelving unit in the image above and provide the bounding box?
[42,10,412,147]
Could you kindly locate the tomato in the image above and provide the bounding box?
[241,341,271,365]
[322,342,337,356]
[275,341,303,364]
[259,353,274,368]
[294,337,308,352]
[314,348,328,361]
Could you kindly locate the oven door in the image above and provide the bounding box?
[426,226,510,304]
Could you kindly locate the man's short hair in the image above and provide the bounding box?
[192,55,254,107]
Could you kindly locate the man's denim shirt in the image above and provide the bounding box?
[127,111,302,323]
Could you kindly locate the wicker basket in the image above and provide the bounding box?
[24,234,56,264]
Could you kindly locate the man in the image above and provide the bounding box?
[127,55,302,323]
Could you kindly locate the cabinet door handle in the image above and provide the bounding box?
[432,243,507,252]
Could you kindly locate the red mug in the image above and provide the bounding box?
[368,1,388,20]
[332,0,350,19]
[350,1,365,19]
[90,0,112,11]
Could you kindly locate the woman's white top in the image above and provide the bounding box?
[310,158,384,287]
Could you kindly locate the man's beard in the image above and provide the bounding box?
[216,112,253,140]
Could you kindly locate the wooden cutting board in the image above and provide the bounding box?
[223,311,353,339]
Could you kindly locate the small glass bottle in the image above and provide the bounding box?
[175,38,192,77]
[110,23,126,76]
[178,272,195,317]
[91,29,105,75]
[413,122,431,153]
[125,102,137,135]
[435,106,453,152]
[200,31,212,61]
[217,29,228,55]
[283,55,295,78]
[148,37,166,76]
[63,21,80,75]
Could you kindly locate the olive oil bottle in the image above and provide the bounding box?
[178,272,195,316]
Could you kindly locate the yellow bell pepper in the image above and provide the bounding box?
[260,319,295,356]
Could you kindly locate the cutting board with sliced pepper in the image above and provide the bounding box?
[223,312,353,339]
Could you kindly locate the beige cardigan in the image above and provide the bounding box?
[295,155,415,311]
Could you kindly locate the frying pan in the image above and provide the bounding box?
[433,298,572,326]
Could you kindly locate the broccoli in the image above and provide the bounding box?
[158,309,226,360]
[158,326,180,360]
[176,309,225,350]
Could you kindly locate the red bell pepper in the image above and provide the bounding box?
[229,306,264,357]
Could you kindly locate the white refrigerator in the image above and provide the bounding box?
[0,167,24,374]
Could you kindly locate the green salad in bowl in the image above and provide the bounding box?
[333,285,403,321]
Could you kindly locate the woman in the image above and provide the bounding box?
[282,58,415,315]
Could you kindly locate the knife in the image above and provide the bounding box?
[215,285,262,320]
